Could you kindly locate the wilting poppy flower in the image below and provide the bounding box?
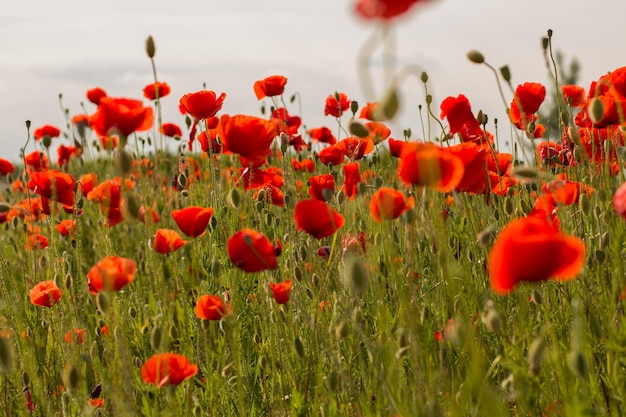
[179,90,227,120]
[33,125,61,142]
[308,126,337,145]
[64,329,86,345]
[86,87,107,105]
[89,97,154,138]
[309,174,335,201]
[227,229,278,272]
[318,144,345,166]
[194,294,232,320]
[324,93,351,117]
[153,229,187,254]
[561,85,586,108]
[86,256,136,294]
[160,122,183,138]
[369,187,414,222]
[294,199,345,239]
[270,280,293,304]
[488,216,585,295]
[220,114,277,167]
[0,158,15,176]
[171,206,214,238]
[29,280,62,307]
[355,0,430,20]
[398,143,465,192]
[343,162,362,199]
[141,353,198,387]
[143,81,171,100]
[254,75,287,100]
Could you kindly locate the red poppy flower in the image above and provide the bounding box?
[29,280,63,307]
[365,121,391,145]
[64,329,86,345]
[160,122,183,138]
[197,130,223,154]
[57,145,80,167]
[87,177,124,227]
[369,187,414,222]
[318,144,345,166]
[253,184,285,207]
[291,158,315,173]
[488,216,585,295]
[510,82,546,129]
[153,229,187,254]
[324,93,351,117]
[254,75,288,100]
[308,127,337,145]
[56,219,76,237]
[28,169,76,211]
[179,90,227,120]
[86,256,136,294]
[270,280,293,304]
[171,206,214,238]
[446,142,489,194]
[309,174,335,201]
[78,173,98,197]
[89,97,154,137]
[24,151,49,172]
[398,143,465,192]
[194,294,232,320]
[439,95,488,143]
[86,87,107,105]
[33,125,61,141]
[143,81,171,100]
[342,162,361,199]
[561,85,586,108]
[219,114,277,168]
[355,0,430,20]
[613,182,626,220]
[294,199,345,239]
[141,353,198,387]
[359,102,382,120]
[227,229,278,272]
[26,232,48,251]
[0,158,15,176]
[336,137,374,160]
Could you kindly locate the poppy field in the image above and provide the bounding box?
[2,1,626,416]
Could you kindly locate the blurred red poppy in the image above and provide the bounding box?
[160,122,183,138]
[179,90,227,120]
[253,184,285,207]
[89,97,154,137]
[324,93,351,117]
[561,85,586,108]
[254,75,287,100]
[488,216,585,294]
[64,329,86,345]
[219,114,277,167]
[343,162,361,199]
[86,87,107,105]
[56,219,76,237]
[141,353,198,387]
[355,0,430,20]
[29,280,62,307]
[143,81,171,100]
[294,199,344,239]
[195,294,232,320]
[270,280,293,304]
[24,151,49,172]
[359,102,382,120]
[0,158,15,176]
[308,126,337,145]
[57,145,80,167]
[369,187,414,222]
[86,256,136,294]
[613,182,626,220]
[227,229,278,272]
[171,206,214,238]
[33,125,61,141]
[336,137,374,160]
[153,229,187,254]
[309,174,335,201]
[446,142,489,194]
[291,158,315,173]
[87,177,125,227]
[398,143,465,192]
[318,144,345,166]
[28,169,76,212]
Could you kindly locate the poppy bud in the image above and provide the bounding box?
[500,65,511,82]
[145,35,156,58]
[527,336,545,376]
[62,364,81,394]
[476,228,494,247]
[512,165,539,180]
[344,256,369,295]
[530,290,543,305]
[481,307,502,333]
[150,326,162,351]
[335,321,349,339]
[125,192,141,220]
[504,198,514,216]
[258,355,267,370]
[375,87,399,121]
[0,336,13,373]
[589,97,605,124]
[541,37,549,50]
[349,120,370,138]
[467,50,485,64]
[326,370,339,393]
[425,94,432,105]
[477,110,488,125]
[128,306,137,318]
[395,346,410,359]
[350,100,359,115]
[65,273,72,289]
[26,120,31,129]
[294,336,305,359]
[22,371,30,386]
[227,188,240,208]
[397,328,408,348]
[96,292,110,315]
[420,72,429,83]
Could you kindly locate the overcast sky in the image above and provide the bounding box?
[2,0,626,162]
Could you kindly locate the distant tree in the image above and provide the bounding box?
[539,51,581,141]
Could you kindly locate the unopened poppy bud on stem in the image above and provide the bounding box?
[145,35,156,58]
[467,50,485,64]
[500,66,511,82]
[349,120,370,138]
[527,336,545,376]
